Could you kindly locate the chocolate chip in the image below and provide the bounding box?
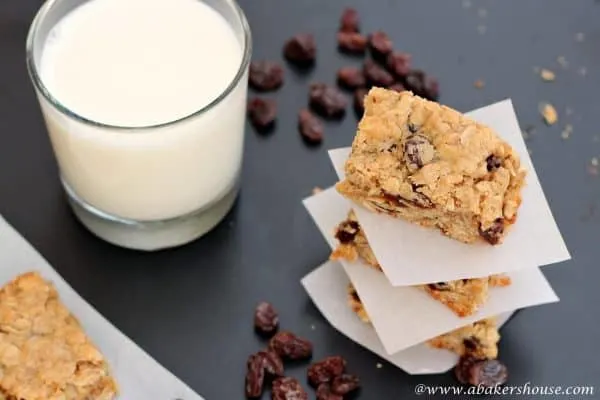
[486,155,503,172]
[468,359,509,387]
[386,52,412,78]
[340,8,360,32]
[480,218,504,245]
[404,134,435,171]
[335,220,360,243]
[381,192,408,208]
[388,83,406,93]
[428,282,450,291]
[463,337,480,352]
[247,98,276,131]
[407,122,419,133]
[354,88,368,116]
[249,61,284,91]
[337,32,367,54]
[363,60,394,87]
[298,109,324,145]
[309,83,347,119]
[337,67,366,90]
[284,34,316,65]
[368,31,393,61]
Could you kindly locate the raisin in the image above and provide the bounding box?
[354,88,368,116]
[404,134,435,171]
[254,302,279,336]
[316,384,343,400]
[386,52,412,78]
[298,109,324,145]
[245,353,265,398]
[468,359,508,387]
[335,220,360,244]
[249,61,284,91]
[284,34,316,65]
[256,350,284,377]
[272,377,308,400]
[480,218,505,245]
[309,83,347,119]
[363,60,394,87]
[331,374,360,395]
[486,155,503,172]
[406,70,440,101]
[388,83,406,93]
[248,98,277,130]
[368,31,393,61]
[340,8,360,32]
[269,331,313,360]
[337,67,366,89]
[455,355,480,385]
[423,75,440,101]
[307,356,347,387]
[337,32,368,54]
[428,282,450,291]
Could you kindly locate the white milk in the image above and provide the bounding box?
[38,0,247,222]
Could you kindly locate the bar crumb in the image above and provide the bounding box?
[539,102,558,125]
[540,69,555,81]
[474,79,485,89]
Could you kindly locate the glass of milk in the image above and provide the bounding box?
[26,0,252,251]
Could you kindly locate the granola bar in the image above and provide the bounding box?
[347,284,499,360]
[0,272,118,400]
[336,88,526,245]
[332,210,511,317]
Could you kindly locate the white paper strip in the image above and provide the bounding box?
[328,99,570,286]
[301,260,514,375]
[0,215,204,400]
[304,187,559,354]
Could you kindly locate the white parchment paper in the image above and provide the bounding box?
[328,99,570,286]
[0,216,204,400]
[304,187,559,354]
[301,260,514,375]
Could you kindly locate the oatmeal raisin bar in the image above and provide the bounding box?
[347,284,499,360]
[332,210,511,317]
[0,272,118,400]
[336,88,526,245]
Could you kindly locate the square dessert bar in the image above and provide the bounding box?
[0,272,117,400]
[332,210,511,317]
[347,284,500,360]
[336,88,526,245]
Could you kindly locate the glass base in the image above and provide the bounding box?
[63,180,239,251]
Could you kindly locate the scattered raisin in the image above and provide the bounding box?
[284,34,316,65]
[423,75,440,101]
[316,384,343,400]
[405,70,440,101]
[340,8,360,32]
[247,98,277,130]
[331,374,360,395]
[428,282,450,291]
[269,331,313,360]
[486,155,503,172]
[257,350,284,377]
[249,61,284,91]
[388,83,406,93]
[386,52,412,78]
[337,67,366,89]
[455,356,480,385]
[363,60,394,87]
[468,359,508,387]
[309,83,347,119]
[353,88,368,116]
[337,32,368,54]
[479,218,505,245]
[245,353,266,398]
[335,220,360,244]
[368,31,393,61]
[307,356,347,387]
[298,109,324,145]
[404,134,435,171]
[254,302,279,336]
[272,377,308,400]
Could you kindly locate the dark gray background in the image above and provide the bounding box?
[1,0,599,398]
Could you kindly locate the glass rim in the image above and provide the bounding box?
[25,0,253,131]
